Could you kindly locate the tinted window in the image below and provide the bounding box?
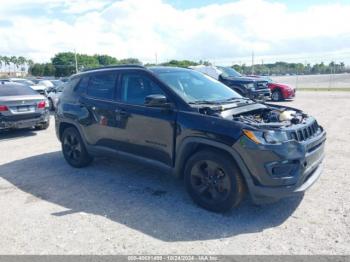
[87,73,116,100]
[121,73,164,105]
[0,84,37,96]
[75,76,89,93]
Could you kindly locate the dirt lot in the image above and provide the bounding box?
[0,91,349,255]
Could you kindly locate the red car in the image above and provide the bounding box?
[247,76,296,101]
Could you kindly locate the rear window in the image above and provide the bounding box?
[0,84,37,96]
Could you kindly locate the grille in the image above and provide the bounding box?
[36,90,46,95]
[290,121,319,141]
[256,81,268,90]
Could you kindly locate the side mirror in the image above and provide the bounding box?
[144,94,170,108]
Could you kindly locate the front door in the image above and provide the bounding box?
[114,70,177,166]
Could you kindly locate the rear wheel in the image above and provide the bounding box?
[61,127,93,168]
[271,89,283,101]
[35,120,50,130]
[184,150,245,212]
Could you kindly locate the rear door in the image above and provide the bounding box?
[113,70,177,166]
[78,71,120,148]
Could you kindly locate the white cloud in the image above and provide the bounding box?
[1,0,350,64]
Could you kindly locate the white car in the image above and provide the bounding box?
[9,78,48,96]
[47,83,66,110]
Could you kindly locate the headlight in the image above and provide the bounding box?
[243,129,289,144]
[263,130,289,144]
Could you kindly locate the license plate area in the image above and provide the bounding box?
[16,106,35,112]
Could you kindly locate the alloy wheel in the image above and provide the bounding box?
[190,160,231,203]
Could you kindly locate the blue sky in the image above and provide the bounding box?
[0,0,350,64]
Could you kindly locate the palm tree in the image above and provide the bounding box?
[0,56,3,72]
[3,56,10,75]
[17,56,27,76]
[10,56,18,75]
[27,59,34,75]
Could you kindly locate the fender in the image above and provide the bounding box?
[173,136,255,195]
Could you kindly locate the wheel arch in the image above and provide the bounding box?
[174,137,254,192]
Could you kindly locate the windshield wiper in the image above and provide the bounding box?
[189,100,222,105]
[217,97,252,103]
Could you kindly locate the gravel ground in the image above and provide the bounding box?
[0,91,349,255]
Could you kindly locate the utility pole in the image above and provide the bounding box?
[74,49,78,73]
[251,51,255,75]
[155,53,158,65]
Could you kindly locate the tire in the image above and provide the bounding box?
[184,150,245,212]
[271,89,283,101]
[35,120,50,130]
[48,98,54,111]
[61,127,93,168]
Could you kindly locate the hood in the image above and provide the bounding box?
[223,76,268,84]
[270,82,294,89]
[30,85,47,91]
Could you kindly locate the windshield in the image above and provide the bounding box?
[12,79,34,86]
[56,83,66,92]
[0,84,37,96]
[217,66,241,78]
[155,69,242,103]
[52,80,63,87]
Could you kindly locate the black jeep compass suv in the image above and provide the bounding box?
[55,65,326,212]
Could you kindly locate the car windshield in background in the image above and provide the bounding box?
[11,79,35,86]
[56,83,66,92]
[51,80,63,87]
[155,69,242,103]
[0,84,38,96]
[217,66,242,78]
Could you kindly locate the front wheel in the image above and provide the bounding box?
[61,127,93,168]
[271,90,283,101]
[184,150,245,212]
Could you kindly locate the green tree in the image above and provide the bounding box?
[94,54,118,66]
[51,52,77,77]
[43,63,55,76]
[30,63,45,76]
[161,59,198,68]
[119,58,142,65]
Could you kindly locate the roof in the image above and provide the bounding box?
[147,66,190,73]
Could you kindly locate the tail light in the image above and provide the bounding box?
[37,101,46,109]
[0,105,9,112]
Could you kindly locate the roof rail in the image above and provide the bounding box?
[82,64,145,72]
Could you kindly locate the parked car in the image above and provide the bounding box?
[0,79,11,84]
[47,83,66,110]
[247,75,296,101]
[55,65,326,212]
[38,80,64,93]
[0,83,50,131]
[190,65,271,101]
[9,78,47,96]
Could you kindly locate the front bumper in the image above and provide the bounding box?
[249,89,271,100]
[0,110,50,130]
[234,128,326,204]
[283,88,296,99]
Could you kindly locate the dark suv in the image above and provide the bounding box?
[55,65,326,212]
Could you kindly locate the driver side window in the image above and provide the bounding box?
[120,73,165,105]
